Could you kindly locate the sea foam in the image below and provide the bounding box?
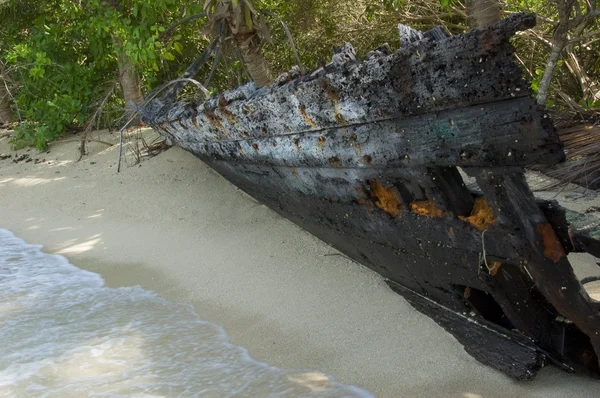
[0,229,372,397]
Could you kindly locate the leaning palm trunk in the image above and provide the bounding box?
[235,26,272,87]
[0,62,14,125]
[117,51,144,125]
[467,0,502,28]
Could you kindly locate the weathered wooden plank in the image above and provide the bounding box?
[161,96,562,170]
[387,280,547,381]
[469,169,600,371]
[416,166,474,216]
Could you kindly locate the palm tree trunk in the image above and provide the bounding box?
[235,26,272,87]
[467,0,502,28]
[117,51,144,125]
[0,62,14,125]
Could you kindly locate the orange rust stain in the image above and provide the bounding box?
[220,107,237,123]
[328,156,341,167]
[323,83,340,102]
[447,226,455,238]
[299,104,316,126]
[242,104,255,116]
[362,154,372,165]
[447,225,457,247]
[488,261,502,276]
[335,112,347,124]
[218,96,229,107]
[290,168,300,179]
[191,118,200,129]
[294,138,301,151]
[458,197,496,231]
[323,82,346,125]
[217,95,235,123]
[410,200,444,218]
[239,147,245,156]
[369,180,402,217]
[464,287,471,299]
[536,223,566,263]
[252,143,259,152]
[353,143,363,156]
[317,136,326,149]
[205,110,231,138]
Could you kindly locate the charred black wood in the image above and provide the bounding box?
[387,280,548,381]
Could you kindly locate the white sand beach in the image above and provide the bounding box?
[1,128,599,397]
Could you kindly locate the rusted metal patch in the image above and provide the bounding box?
[464,287,471,298]
[299,104,316,126]
[290,167,300,181]
[178,120,189,130]
[353,143,362,156]
[220,106,237,124]
[205,109,230,138]
[242,103,255,116]
[536,223,566,263]
[488,261,502,276]
[369,180,402,217]
[335,113,347,124]
[328,156,341,167]
[410,200,444,218]
[317,136,326,149]
[459,197,496,231]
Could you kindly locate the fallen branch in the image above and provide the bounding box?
[117,77,211,172]
[77,82,116,161]
[158,12,207,41]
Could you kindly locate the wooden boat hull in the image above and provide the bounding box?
[143,13,600,379]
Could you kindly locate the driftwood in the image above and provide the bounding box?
[143,13,600,380]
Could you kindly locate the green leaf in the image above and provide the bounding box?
[29,66,45,79]
[163,52,175,61]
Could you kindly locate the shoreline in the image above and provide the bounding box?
[1,129,599,397]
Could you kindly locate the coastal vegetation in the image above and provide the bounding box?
[0,0,598,150]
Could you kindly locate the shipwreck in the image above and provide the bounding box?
[142,13,600,380]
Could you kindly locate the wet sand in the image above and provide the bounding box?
[1,128,599,397]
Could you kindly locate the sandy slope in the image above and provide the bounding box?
[1,128,599,397]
